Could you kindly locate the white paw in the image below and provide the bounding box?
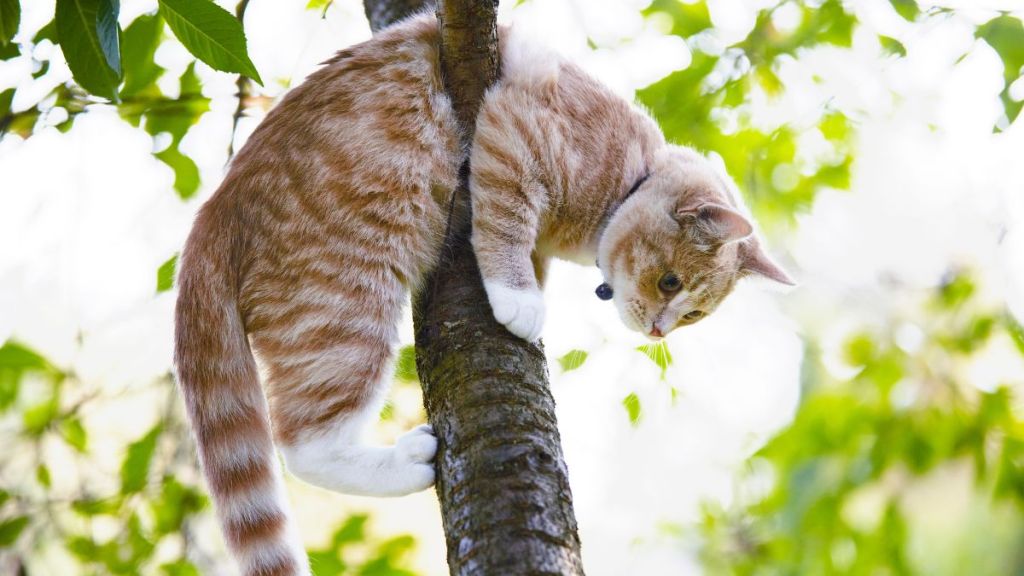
[390,462,435,495]
[396,424,437,463]
[387,424,436,495]
[483,282,545,341]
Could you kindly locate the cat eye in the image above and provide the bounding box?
[658,272,682,293]
[683,310,705,321]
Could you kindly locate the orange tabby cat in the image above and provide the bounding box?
[174,13,791,576]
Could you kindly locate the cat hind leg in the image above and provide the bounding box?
[254,327,437,497]
[278,405,437,497]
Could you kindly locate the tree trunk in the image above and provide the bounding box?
[362,0,427,33]
[362,1,585,574]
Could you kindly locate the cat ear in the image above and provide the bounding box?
[739,241,795,285]
[675,202,753,245]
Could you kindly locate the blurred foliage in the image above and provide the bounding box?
[640,0,858,227]
[641,1,1024,574]
[695,273,1024,575]
[2,0,1024,574]
[0,338,423,574]
[0,343,213,574]
[640,0,1024,226]
[307,515,418,576]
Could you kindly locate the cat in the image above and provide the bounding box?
[173,12,792,576]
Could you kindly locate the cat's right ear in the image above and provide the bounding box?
[673,202,753,245]
[738,240,796,285]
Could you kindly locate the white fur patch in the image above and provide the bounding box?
[483,281,546,341]
[279,410,437,497]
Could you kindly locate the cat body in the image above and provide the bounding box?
[174,13,789,576]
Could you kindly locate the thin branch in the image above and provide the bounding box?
[228,0,253,160]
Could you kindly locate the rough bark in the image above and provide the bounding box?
[361,0,585,574]
[363,0,428,33]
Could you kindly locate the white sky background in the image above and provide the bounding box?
[1,0,1024,574]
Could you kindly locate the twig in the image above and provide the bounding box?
[228,0,254,160]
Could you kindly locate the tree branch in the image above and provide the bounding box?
[363,0,429,33]
[228,0,253,160]
[362,0,585,574]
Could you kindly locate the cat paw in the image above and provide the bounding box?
[396,424,437,463]
[483,282,545,341]
[387,425,436,495]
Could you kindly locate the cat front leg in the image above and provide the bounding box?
[470,177,548,342]
[483,281,546,342]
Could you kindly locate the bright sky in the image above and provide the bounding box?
[1,0,1023,574]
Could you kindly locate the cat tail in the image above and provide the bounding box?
[174,209,310,576]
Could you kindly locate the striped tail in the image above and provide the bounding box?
[173,209,310,576]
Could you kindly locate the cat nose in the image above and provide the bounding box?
[650,326,663,338]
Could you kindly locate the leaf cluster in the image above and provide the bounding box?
[640,1,1024,226]
[0,339,423,574]
[697,271,1024,574]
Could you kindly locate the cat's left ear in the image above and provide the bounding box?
[739,240,795,285]
[675,202,753,245]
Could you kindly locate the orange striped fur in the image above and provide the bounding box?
[174,13,790,576]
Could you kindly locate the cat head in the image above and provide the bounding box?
[596,145,793,339]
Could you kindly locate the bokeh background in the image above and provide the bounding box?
[2,0,1024,574]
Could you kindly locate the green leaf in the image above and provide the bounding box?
[23,398,59,435]
[817,0,855,48]
[151,477,206,535]
[643,0,712,38]
[0,515,29,547]
[0,87,13,119]
[977,15,1024,126]
[0,39,16,59]
[55,0,123,100]
[844,333,875,366]
[819,112,851,142]
[309,550,346,575]
[332,514,367,548]
[393,345,418,382]
[815,156,852,189]
[132,62,208,199]
[71,497,121,516]
[60,417,89,452]
[0,0,18,46]
[1005,315,1024,357]
[0,341,56,372]
[157,0,262,84]
[938,272,974,309]
[363,534,417,573]
[120,425,162,494]
[888,0,918,21]
[558,349,589,372]
[36,463,52,487]
[156,144,201,198]
[33,19,57,44]
[157,253,178,293]
[622,392,642,426]
[305,0,333,12]
[636,341,673,377]
[160,560,201,576]
[120,13,165,98]
[878,35,906,57]
[755,66,784,96]
[65,535,100,561]
[0,488,9,508]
